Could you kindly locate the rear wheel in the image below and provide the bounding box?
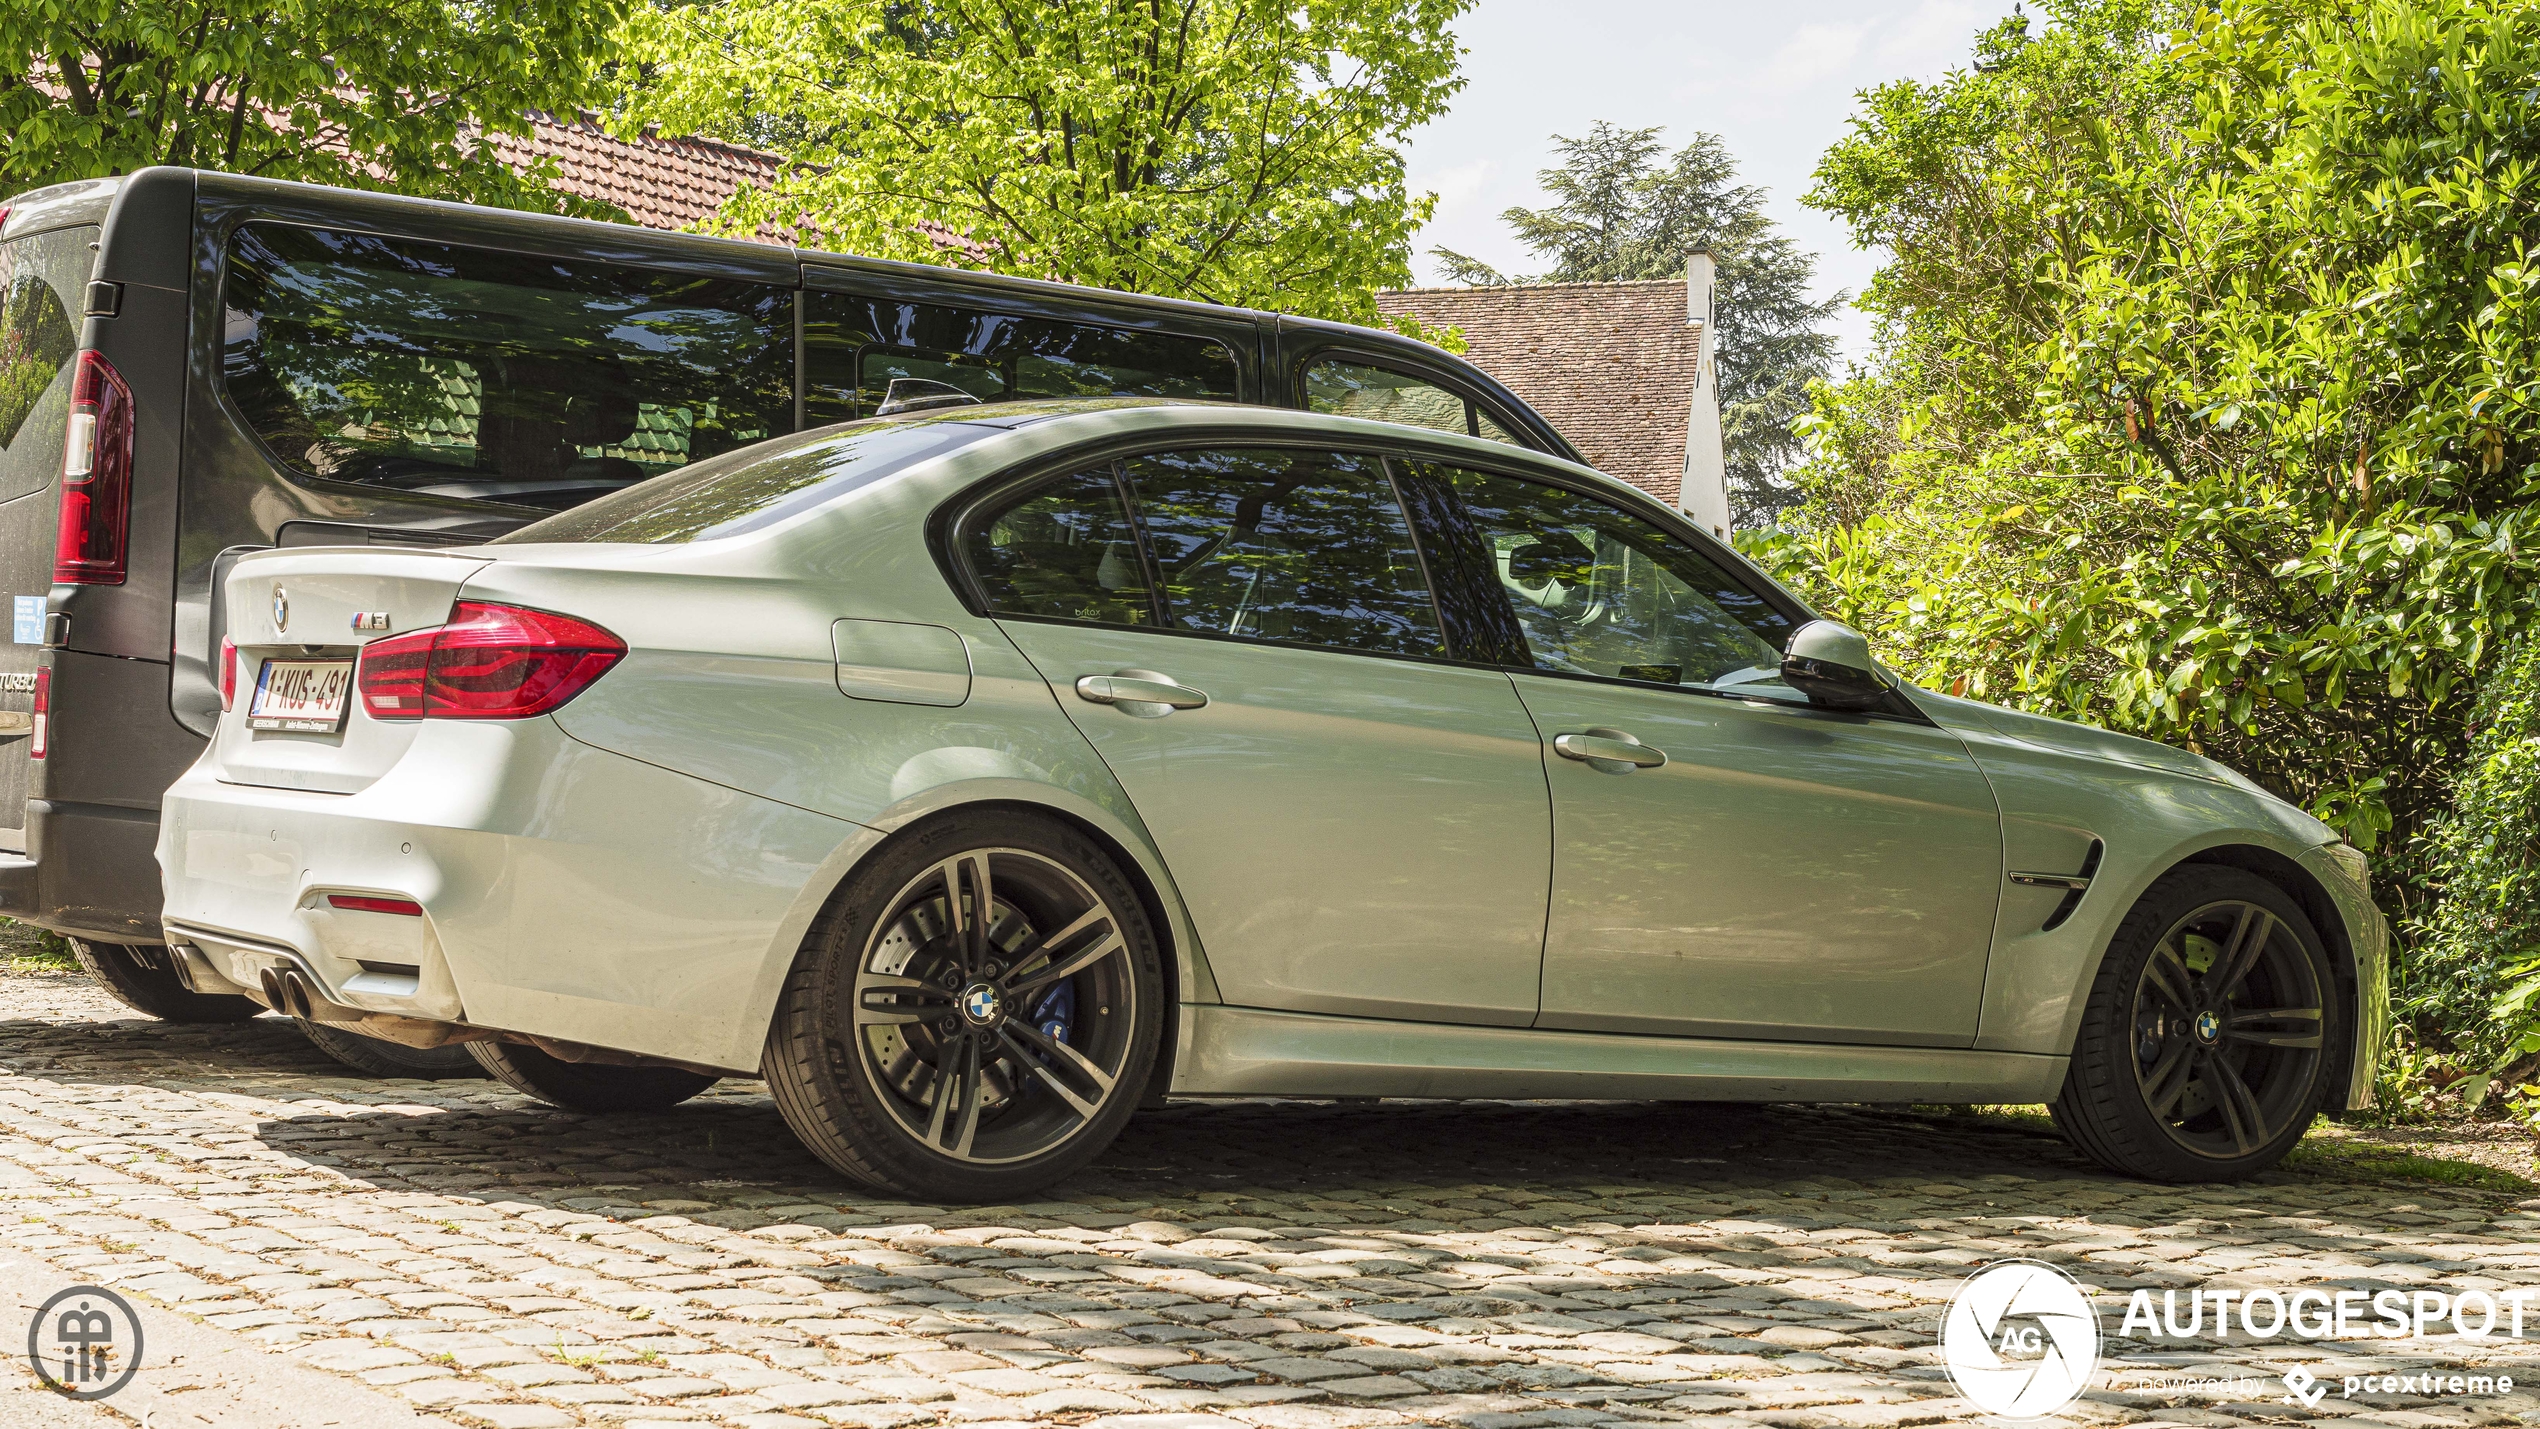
[764,808,1162,1203]
[295,1019,485,1079]
[2052,866,2339,1181]
[70,938,262,1023]
[467,1040,719,1113]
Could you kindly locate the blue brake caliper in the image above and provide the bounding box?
[1030,981,1075,1046]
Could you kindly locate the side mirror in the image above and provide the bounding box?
[1781,619,1893,711]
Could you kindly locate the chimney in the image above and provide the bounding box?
[1682,251,1731,537]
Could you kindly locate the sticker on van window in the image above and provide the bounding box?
[12,598,39,645]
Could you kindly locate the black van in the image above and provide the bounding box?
[0,167,1577,1043]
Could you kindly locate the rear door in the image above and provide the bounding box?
[0,223,97,849]
[958,445,1554,1027]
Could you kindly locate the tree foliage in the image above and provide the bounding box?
[0,0,625,210]
[1436,123,1841,526]
[612,0,1471,329]
[1760,0,2540,947]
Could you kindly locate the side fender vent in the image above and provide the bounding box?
[2012,839,2103,933]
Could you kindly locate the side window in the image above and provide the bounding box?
[1302,356,1522,446]
[805,290,1241,423]
[0,225,93,504]
[1123,448,1444,658]
[1426,464,1798,697]
[967,468,1153,627]
[220,225,794,511]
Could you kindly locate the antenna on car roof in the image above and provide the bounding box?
[875,378,986,417]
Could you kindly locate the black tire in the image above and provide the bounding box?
[295,1019,486,1079]
[69,938,263,1023]
[2052,865,2341,1181]
[467,1039,719,1113]
[764,807,1163,1203]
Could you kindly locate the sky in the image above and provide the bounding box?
[1401,0,2024,363]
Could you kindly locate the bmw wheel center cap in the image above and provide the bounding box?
[2193,1010,2220,1044]
[960,982,1002,1027]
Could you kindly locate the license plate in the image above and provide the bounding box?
[248,659,352,732]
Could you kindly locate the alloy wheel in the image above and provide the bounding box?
[850,848,1138,1164]
[2129,899,2325,1158]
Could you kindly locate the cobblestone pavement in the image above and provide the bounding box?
[8,962,2540,1429]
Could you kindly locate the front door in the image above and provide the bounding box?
[961,446,1552,1027]
[1408,459,2004,1046]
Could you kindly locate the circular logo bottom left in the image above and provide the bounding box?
[27,1283,144,1400]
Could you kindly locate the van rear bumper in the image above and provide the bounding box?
[0,799,166,944]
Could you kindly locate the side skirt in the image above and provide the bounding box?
[1172,1005,2068,1104]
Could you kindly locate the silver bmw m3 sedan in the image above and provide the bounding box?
[156,400,2389,1202]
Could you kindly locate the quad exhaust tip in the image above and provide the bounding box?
[258,967,318,1019]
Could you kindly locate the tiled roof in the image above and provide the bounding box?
[1376,281,1697,505]
[488,112,996,262]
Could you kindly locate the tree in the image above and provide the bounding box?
[1765,0,2540,997]
[0,0,627,211]
[1433,123,1842,526]
[611,0,1472,330]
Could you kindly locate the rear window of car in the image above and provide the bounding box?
[220,223,794,512]
[494,415,995,545]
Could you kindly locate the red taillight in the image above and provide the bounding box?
[219,637,238,713]
[57,351,133,584]
[355,602,623,722]
[327,894,423,916]
[29,666,48,760]
[356,626,439,721]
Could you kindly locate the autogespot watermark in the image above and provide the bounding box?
[24,1283,143,1400]
[1941,1260,2525,1420]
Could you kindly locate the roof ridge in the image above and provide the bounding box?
[1377,278,1691,296]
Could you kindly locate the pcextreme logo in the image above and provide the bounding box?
[1941,1260,2102,1419]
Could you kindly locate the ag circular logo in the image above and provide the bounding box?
[26,1283,143,1400]
[1941,1260,2100,1419]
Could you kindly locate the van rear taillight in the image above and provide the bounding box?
[356,603,623,722]
[57,351,133,585]
[30,667,48,760]
[219,638,238,712]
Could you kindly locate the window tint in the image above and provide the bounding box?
[221,224,794,511]
[1125,448,1443,657]
[1432,465,1798,696]
[0,226,93,504]
[806,290,1241,423]
[967,467,1154,627]
[1303,357,1521,446]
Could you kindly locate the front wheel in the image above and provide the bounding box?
[763,808,1162,1203]
[2052,866,2341,1181]
[70,938,263,1023]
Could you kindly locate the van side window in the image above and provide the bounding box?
[0,226,93,505]
[220,224,794,512]
[804,290,1240,424]
[1302,356,1522,446]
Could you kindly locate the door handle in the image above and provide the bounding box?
[1075,670,1208,717]
[1553,728,1667,771]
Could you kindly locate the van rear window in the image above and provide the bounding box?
[0,226,94,506]
[219,224,794,512]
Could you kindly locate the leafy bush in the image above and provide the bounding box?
[2405,627,2540,1049]
[1763,0,2540,963]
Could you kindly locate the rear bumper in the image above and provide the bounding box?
[157,718,854,1071]
[0,799,167,944]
